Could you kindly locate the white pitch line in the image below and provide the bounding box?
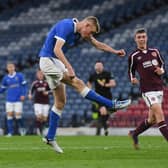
[0,145,165,151]
[0,146,126,151]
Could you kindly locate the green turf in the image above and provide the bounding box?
[0,135,167,168]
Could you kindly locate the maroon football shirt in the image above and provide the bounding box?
[128,48,164,93]
[30,80,50,104]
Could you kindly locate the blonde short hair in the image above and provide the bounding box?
[84,16,100,34]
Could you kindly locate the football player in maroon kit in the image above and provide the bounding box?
[28,70,51,135]
[128,28,168,149]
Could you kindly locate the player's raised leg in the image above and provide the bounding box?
[62,74,131,111]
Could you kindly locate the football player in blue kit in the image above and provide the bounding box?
[39,16,131,153]
[0,62,27,136]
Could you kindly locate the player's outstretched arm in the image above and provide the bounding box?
[88,36,126,57]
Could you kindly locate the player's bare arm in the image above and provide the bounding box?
[20,96,25,101]
[104,79,116,87]
[28,93,32,100]
[88,36,126,56]
[54,39,75,78]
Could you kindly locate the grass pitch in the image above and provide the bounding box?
[0,135,167,168]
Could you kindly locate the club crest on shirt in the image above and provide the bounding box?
[151,59,158,66]
[137,56,142,60]
[151,52,157,57]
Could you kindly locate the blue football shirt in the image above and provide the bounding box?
[0,72,27,102]
[39,18,80,57]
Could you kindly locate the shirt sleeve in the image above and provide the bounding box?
[108,71,114,80]
[54,20,73,42]
[46,82,51,93]
[128,54,136,81]
[29,81,36,95]
[155,49,165,70]
[88,73,95,83]
[0,76,7,93]
[19,73,27,96]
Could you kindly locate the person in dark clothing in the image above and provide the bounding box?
[87,61,116,136]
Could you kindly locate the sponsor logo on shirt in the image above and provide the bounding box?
[142,59,158,68]
[9,84,19,88]
[37,87,46,92]
[143,61,152,68]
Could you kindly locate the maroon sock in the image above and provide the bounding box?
[158,121,168,141]
[134,119,153,136]
[36,120,42,129]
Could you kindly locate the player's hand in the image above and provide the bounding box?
[115,49,126,57]
[67,66,76,79]
[154,67,164,75]
[20,96,25,101]
[43,91,48,96]
[28,94,32,100]
[131,78,139,85]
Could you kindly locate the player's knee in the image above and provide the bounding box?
[36,115,42,121]
[7,115,13,120]
[7,112,13,118]
[148,118,156,125]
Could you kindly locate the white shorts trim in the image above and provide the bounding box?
[39,57,67,89]
[6,102,23,113]
[142,91,163,107]
[34,103,50,117]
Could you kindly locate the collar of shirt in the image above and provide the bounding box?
[73,18,79,33]
[137,47,149,54]
[39,80,43,83]
[8,71,16,78]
